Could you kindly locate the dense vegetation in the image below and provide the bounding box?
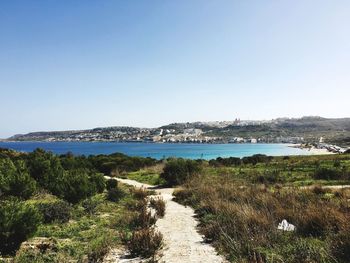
[2,146,350,263]
[173,154,350,263]
[0,148,159,261]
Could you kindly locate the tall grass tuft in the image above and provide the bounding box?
[127,227,163,259]
[150,197,166,218]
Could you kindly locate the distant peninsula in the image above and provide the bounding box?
[6,116,350,147]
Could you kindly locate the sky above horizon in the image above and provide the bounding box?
[1,1,350,138]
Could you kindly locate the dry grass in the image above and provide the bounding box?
[125,187,163,260]
[149,197,166,218]
[127,227,163,259]
[131,187,150,200]
[174,174,350,262]
[145,163,165,174]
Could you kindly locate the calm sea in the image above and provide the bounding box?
[0,141,312,160]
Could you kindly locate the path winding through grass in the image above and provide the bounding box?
[104,177,227,263]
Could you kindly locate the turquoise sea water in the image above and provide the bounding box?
[0,142,312,160]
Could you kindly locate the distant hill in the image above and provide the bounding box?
[6,117,350,146]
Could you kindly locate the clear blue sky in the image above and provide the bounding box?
[1,1,349,138]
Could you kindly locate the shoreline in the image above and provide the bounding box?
[289,144,335,155]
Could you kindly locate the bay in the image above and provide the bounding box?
[0,141,312,160]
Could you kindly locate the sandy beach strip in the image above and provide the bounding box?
[289,144,335,155]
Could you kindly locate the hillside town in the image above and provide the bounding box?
[6,117,350,152]
[8,120,305,144]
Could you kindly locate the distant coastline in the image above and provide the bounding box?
[289,143,345,154]
[0,141,320,159]
[5,117,350,148]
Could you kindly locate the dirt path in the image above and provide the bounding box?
[104,177,227,263]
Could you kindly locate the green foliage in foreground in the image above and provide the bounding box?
[0,198,42,254]
[11,185,140,262]
[0,159,37,199]
[0,148,158,259]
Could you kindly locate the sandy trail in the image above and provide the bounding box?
[104,177,227,263]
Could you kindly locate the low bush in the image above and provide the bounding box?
[242,154,273,165]
[107,188,124,202]
[161,158,201,186]
[130,204,156,229]
[106,178,118,190]
[209,157,242,167]
[254,169,283,184]
[332,230,350,262]
[127,228,163,258]
[0,159,37,199]
[0,199,42,255]
[37,200,71,223]
[89,173,106,193]
[311,185,328,195]
[173,188,197,206]
[314,167,343,180]
[149,197,166,218]
[131,187,149,200]
[60,170,97,203]
[13,237,59,263]
[87,234,112,263]
[281,237,332,263]
[88,153,157,175]
[82,197,100,215]
[297,206,347,237]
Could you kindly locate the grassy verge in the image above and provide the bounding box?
[11,184,142,262]
[173,155,350,263]
[126,170,165,186]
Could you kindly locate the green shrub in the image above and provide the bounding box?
[314,167,342,180]
[14,237,60,263]
[82,197,99,215]
[37,200,71,223]
[26,149,65,192]
[283,238,332,263]
[161,159,200,186]
[0,159,36,199]
[87,234,112,262]
[0,199,42,255]
[89,173,106,193]
[107,188,124,202]
[173,188,198,206]
[242,154,272,165]
[88,153,157,175]
[209,157,242,167]
[106,178,118,190]
[60,170,96,203]
[255,169,283,184]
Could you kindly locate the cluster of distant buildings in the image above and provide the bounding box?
[40,127,306,145]
[9,118,349,150]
